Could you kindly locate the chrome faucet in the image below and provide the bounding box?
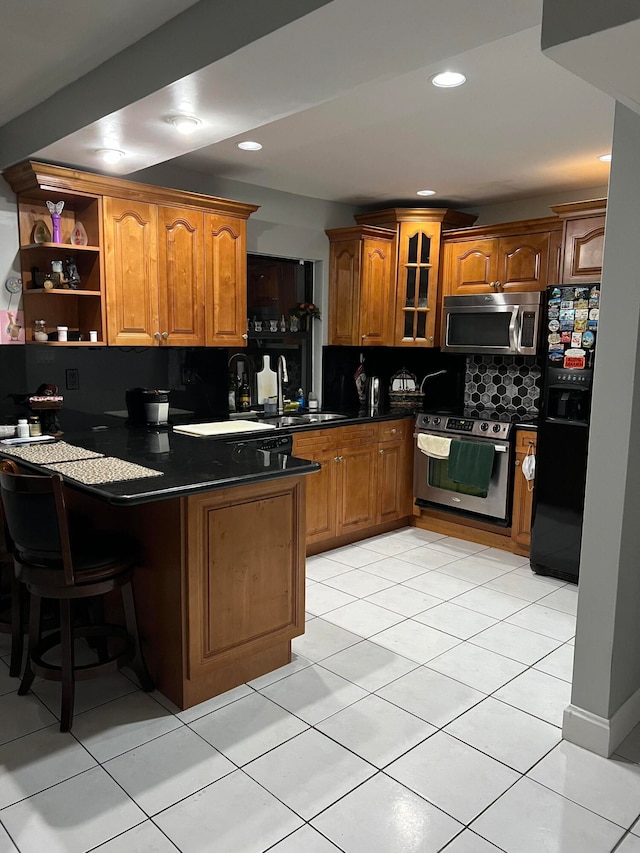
[276,355,288,415]
[420,369,448,393]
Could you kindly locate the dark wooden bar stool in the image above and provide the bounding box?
[0,459,153,731]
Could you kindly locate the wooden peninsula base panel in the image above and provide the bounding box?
[108,476,306,709]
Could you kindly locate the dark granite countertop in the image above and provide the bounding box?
[1,409,416,506]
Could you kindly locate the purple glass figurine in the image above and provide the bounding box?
[46,200,65,243]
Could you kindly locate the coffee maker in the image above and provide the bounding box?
[126,388,170,427]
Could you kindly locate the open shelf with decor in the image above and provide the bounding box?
[4,162,107,345]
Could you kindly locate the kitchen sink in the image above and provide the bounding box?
[260,412,348,428]
[300,413,347,423]
[261,416,307,427]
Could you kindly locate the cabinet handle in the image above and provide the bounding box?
[496,281,502,289]
[428,336,434,342]
[390,428,397,434]
[362,334,366,340]
[161,331,169,340]
[339,455,344,462]
[379,449,384,455]
[242,333,248,340]
[154,332,161,340]
[515,460,521,466]
[334,456,340,463]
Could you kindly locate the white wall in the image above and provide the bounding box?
[463,184,609,226]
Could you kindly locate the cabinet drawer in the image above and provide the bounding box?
[378,419,411,443]
[515,429,537,450]
[337,423,379,448]
[292,429,337,455]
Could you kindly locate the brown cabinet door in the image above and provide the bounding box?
[360,237,394,346]
[396,222,442,345]
[511,431,536,553]
[376,439,412,524]
[561,215,606,283]
[158,207,205,346]
[204,213,248,347]
[498,233,551,292]
[104,197,159,346]
[186,480,305,678]
[328,240,361,346]
[337,444,378,535]
[293,431,338,546]
[443,238,499,296]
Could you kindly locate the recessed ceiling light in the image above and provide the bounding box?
[416,189,436,197]
[168,115,202,135]
[237,140,263,151]
[431,71,466,88]
[598,153,612,162]
[97,148,125,165]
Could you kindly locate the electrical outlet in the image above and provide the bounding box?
[65,368,80,391]
[181,367,195,385]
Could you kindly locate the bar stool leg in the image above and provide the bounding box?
[18,592,40,696]
[59,599,75,732]
[121,580,154,692]
[9,574,24,678]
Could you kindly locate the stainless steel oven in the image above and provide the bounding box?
[413,413,514,523]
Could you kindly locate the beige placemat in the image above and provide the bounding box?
[46,457,164,485]
[0,441,104,464]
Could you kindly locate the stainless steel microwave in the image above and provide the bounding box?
[441,291,542,355]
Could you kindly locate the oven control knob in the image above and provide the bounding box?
[492,424,502,433]
[480,422,489,432]
[433,417,441,425]
[423,416,430,425]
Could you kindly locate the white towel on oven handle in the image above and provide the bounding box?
[417,433,451,459]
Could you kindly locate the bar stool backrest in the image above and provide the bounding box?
[0,460,75,586]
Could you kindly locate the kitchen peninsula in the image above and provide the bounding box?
[4,422,319,709]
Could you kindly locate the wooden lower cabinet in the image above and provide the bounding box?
[511,429,537,554]
[106,476,306,710]
[294,419,413,552]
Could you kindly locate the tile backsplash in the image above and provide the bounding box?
[464,355,542,419]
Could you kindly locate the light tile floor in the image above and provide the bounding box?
[1,527,639,852]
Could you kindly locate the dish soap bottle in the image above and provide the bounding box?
[297,388,306,410]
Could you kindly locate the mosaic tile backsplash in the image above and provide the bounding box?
[464,355,542,419]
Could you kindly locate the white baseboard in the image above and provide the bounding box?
[563,685,640,756]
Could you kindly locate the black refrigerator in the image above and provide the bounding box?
[530,282,600,583]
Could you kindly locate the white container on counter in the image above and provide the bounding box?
[57,325,68,342]
[16,419,29,438]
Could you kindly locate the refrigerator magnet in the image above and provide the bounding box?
[575,287,590,300]
[574,309,588,332]
[549,349,565,362]
[574,298,588,310]
[562,287,576,300]
[590,286,600,302]
[564,348,586,369]
[582,331,595,348]
[559,309,575,330]
[548,319,560,332]
[548,308,559,320]
[548,332,561,345]
[561,300,574,310]
[571,332,583,348]
[551,287,562,299]
[561,331,572,343]
[589,308,599,321]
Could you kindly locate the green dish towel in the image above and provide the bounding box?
[448,439,495,492]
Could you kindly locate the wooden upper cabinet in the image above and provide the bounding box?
[3,161,259,348]
[205,214,248,347]
[104,198,159,347]
[326,226,395,346]
[442,217,563,297]
[443,238,498,296]
[498,232,551,292]
[158,207,205,347]
[395,222,443,346]
[552,200,607,284]
[354,208,477,347]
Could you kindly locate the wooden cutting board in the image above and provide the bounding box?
[256,355,278,403]
[173,421,276,437]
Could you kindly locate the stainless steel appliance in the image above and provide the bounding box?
[414,412,514,522]
[441,292,542,355]
[125,388,170,426]
[530,282,600,583]
[366,376,381,414]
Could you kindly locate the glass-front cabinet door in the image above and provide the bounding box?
[395,221,442,347]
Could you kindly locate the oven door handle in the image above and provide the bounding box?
[414,432,509,453]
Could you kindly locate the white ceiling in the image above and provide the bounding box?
[1,0,617,208]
